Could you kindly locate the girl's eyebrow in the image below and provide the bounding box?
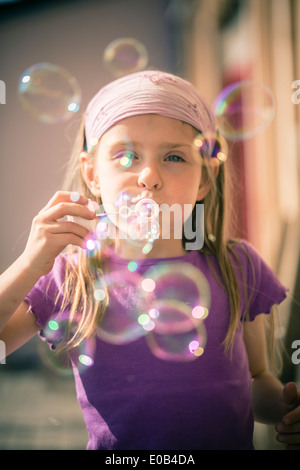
[107,141,192,151]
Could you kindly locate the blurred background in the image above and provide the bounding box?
[0,0,299,450]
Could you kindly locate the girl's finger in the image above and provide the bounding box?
[43,191,89,210]
[44,201,96,222]
[54,232,88,249]
[276,421,300,434]
[47,221,92,238]
[283,405,300,426]
[276,431,300,445]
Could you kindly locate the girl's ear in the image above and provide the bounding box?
[80,151,101,197]
[197,158,220,200]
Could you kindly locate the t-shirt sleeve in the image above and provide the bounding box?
[24,254,69,348]
[234,240,288,321]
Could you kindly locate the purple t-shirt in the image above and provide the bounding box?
[24,240,287,450]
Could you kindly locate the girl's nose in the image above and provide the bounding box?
[137,166,162,190]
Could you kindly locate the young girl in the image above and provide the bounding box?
[1,70,300,450]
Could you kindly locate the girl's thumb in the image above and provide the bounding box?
[281,382,298,406]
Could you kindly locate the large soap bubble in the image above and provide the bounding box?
[141,262,211,316]
[38,315,95,376]
[103,37,149,77]
[139,262,211,361]
[94,259,210,362]
[212,81,276,141]
[18,62,81,124]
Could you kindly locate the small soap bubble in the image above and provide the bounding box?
[94,288,106,301]
[119,152,134,169]
[78,354,94,367]
[70,191,80,202]
[212,81,276,141]
[208,233,216,242]
[127,261,138,272]
[192,305,209,320]
[103,37,149,77]
[141,277,156,293]
[18,62,81,124]
[85,237,99,252]
[193,131,228,165]
[103,186,160,256]
[135,198,160,220]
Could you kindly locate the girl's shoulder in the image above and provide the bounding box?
[24,251,78,326]
[38,250,78,292]
[226,238,266,270]
[226,238,288,317]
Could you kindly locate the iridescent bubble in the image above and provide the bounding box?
[37,340,73,377]
[139,263,210,361]
[142,262,211,315]
[193,131,229,165]
[103,186,161,247]
[83,232,101,255]
[103,37,149,77]
[70,191,80,202]
[72,337,96,372]
[127,261,139,272]
[135,198,160,219]
[96,214,113,240]
[18,62,81,124]
[212,81,276,141]
[96,269,154,344]
[38,315,96,375]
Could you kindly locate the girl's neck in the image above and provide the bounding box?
[114,238,187,260]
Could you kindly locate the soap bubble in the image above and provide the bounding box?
[103,37,149,77]
[18,62,81,124]
[139,262,210,361]
[193,131,229,165]
[93,260,210,361]
[212,81,276,141]
[141,262,211,315]
[38,315,95,376]
[98,186,160,257]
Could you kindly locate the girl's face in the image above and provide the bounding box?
[83,114,212,257]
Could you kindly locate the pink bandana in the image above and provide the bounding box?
[85,70,216,152]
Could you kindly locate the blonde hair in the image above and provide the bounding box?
[56,113,277,367]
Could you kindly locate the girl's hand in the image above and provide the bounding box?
[21,191,96,277]
[275,382,300,449]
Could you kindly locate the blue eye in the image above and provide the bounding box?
[165,154,184,162]
[115,151,135,160]
[114,151,137,167]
